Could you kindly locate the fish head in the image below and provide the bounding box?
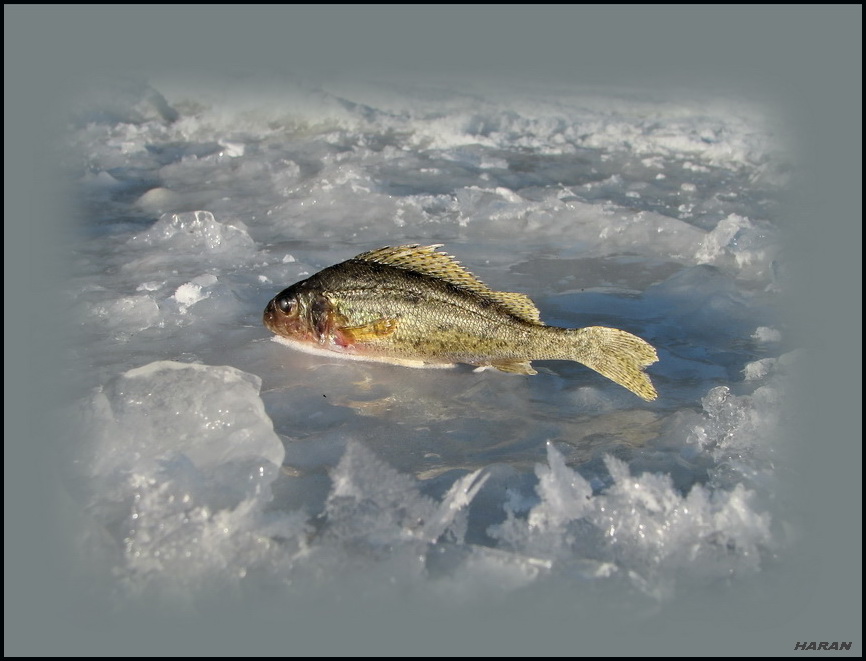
[263,283,336,345]
[264,283,311,340]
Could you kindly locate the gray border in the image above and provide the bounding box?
[6,5,861,656]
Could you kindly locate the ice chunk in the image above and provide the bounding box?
[170,274,219,313]
[324,441,482,549]
[743,358,775,381]
[490,442,595,562]
[695,214,780,284]
[134,186,185,213]
[528,442,593,532]
[687,377,791,495]
[130,210,255,255]
[68,361,288,602]
[490,443,774,599]
[81,170,124,190]
[752,326,782,343]
[73,360,283,490]
[420,469,489,543]
[219,140,245,158]
[245,442,490,596]
[116,465,307,604]
[172,282,206,307]
[84,294,161,333]
[696,213,752,263]
[589,455,772,597]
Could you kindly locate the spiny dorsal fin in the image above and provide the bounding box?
[354,245,487,291]
[353,245,544,325]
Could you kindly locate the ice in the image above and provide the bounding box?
[130,210,256,256]
[85,294,161,333]
[695,213,780,284]
[53,72,802,614]
[752,326,782,344]
[490,443,773,600]
[66,361,289,601]
[171,275,217,311]
[318,442,486,570]
[71,361,283,488]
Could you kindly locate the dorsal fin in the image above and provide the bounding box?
[352,245,544,325]
[486,291,543,324]
[354,245,485,291]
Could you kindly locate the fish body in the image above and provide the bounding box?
[263,245,658,400]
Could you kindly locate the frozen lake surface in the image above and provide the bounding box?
[59,73,801,615]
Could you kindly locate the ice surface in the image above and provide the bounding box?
[58,73,797,610]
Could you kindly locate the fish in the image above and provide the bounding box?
[263,245,659,400]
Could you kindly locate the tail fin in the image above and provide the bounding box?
[567,326,659,401]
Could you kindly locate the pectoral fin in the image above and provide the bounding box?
[489,360,537,375]
[339,318,399,344]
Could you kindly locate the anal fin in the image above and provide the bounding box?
[489,360,537,375]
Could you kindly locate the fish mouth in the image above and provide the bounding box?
[263,299,293,337]
[263,303,278,335]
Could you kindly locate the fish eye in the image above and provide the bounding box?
[276,296,296,314]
